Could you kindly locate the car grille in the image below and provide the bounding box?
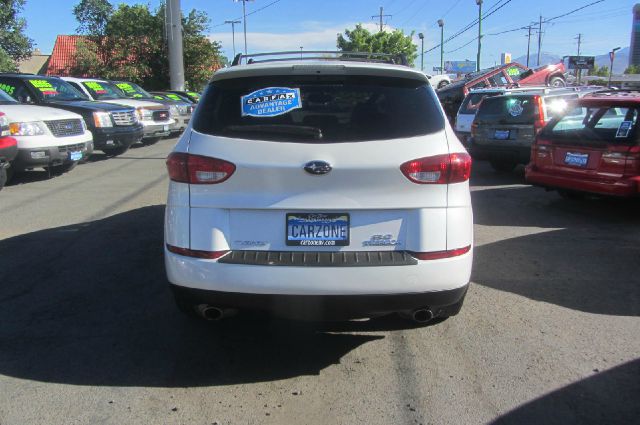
[45,119,84,137]
[111,110,136,126]
[58,142,86,153]
[152,110,170,122]
[218,250,418,267]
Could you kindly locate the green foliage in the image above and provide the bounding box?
[588,64,610,77]
[624,65,640,75]
[337,24,417,66]
[71,1,225,90]
[73,0,113,36]
[0,0,33,71]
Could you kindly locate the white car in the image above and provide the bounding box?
[0,88,92,176]
[62,77,173,145]
[426,73,451,89]
[164,52,473,323]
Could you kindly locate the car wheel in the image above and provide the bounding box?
[141,137,160,146]
[558,189,585,200]
[44,161,78,176]
[549,76,566,87]
[438,80,450,89]
[490,160,516,172]
[0,167,6,191]
[102,145,130,157]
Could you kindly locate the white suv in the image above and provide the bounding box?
[164,52,473,323]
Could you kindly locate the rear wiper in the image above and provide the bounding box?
[222,124,323,140]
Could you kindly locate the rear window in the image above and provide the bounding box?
[193,75,444,143]
[544,105,639,145]
[476,95,540,124]
[458,91,502,115]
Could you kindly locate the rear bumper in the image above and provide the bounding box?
[525,166,639,197]
[471,142,531,164]
[169,283,469,320]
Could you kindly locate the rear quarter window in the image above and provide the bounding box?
[193,75,445,143]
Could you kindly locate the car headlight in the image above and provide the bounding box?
[169,105,179,117]
[93,111,113,128]
[0,115,9,136]
[136,107,153,121]
[81,118,88,131]
[9,121,47,136]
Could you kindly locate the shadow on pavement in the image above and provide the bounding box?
[0,206,395,387]
[491,359,640,425]
[472,182,640,316]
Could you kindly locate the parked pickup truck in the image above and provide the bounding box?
[0,74,143,156]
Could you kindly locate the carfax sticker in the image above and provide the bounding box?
[241,87,301,117]
[616,121,633,138]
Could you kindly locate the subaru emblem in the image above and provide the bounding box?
[304,160,332,175]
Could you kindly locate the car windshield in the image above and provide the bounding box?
[544,105,639,145]
[0,88,17,104]
[82,81,127,100]
[27,78,89,102]
[114,81,152,99]
[193,75,445,143]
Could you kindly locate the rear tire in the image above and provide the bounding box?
[102,145,129,157]
[141,137,160,146]
[490,160,517,172]
[549,76,566,87]
[44,161,78,176]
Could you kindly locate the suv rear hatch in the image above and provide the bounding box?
[533,104,640,180]
[182,70,465,254]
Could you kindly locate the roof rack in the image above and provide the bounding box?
[231,51,409,67]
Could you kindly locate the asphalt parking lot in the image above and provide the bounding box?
[0,137,639,425]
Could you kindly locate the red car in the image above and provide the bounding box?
[438,62,567,120]
[0,112,18,190]
[526,91,640,198]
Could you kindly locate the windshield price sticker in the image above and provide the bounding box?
[85,81,107,94]
[616,121,633,138]
[0,83,15,96]
[241,87,301,117]
[116,83,137,94]
[167,94,182,101]
[29,79,58,95]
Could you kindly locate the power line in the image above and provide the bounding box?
[212,0,283,28]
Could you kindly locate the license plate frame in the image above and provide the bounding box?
[564,152,589,167]
[494,130,511,140]
[286,213,350,247]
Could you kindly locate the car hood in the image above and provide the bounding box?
[0,104,83,123]
[100,99,167,109]
[46,100,134,112]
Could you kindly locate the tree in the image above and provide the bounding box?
[0,0,33,72]
[337,24,417,66]
[624,65,640,74]
[588,65,609,77]
[73,0,113,36]
[72,1,224,90]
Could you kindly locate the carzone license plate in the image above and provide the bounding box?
[286,213,349,246]
[564,152,588,167]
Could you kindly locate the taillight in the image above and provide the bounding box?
[0,136,16,149]
[166,244,229,259]
[410,245,471,260]
[533,95,545,134]
[400,152,472,184]
[166,152,235,184]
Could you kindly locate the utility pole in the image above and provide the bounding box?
[609,47,621,87]
[371,6,392,32]
[235,0,254,55]
[166,0,185,90]
[525,25,532,67]
[225,20,241,57]
[438,19,444,75]
[476,0,483,72]
[575,33,582,85]
[537,15,543,67]
[418,33,424,71]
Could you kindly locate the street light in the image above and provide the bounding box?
[608,46,621,87]
[437,19,444,75]
[476,0,483,72]
[224,20,241,57]
[418,33,424,72]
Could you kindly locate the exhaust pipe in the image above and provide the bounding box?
[411,308,434,323]
[195,304,225,321]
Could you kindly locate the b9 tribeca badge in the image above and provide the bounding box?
[363,234,401,247]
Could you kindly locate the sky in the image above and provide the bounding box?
[21,0,634,71]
